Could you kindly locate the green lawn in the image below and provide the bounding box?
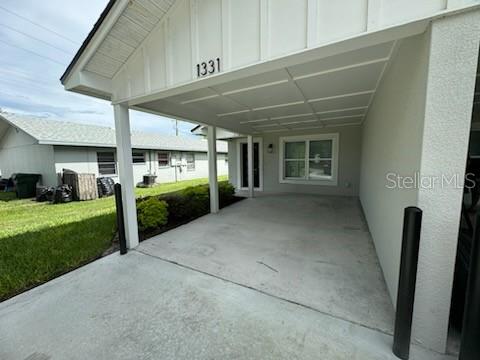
[0,176,227,301]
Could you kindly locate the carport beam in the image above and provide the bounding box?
[113,103,139,249]
[247,135,254,198]
[207,126,219,213]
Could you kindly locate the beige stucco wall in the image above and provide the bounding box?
[361,12,480,352]
[229,125,362,196]
[412,12,480,352]
[360,32,428,305]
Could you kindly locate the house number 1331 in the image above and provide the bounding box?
[196,58,220,77]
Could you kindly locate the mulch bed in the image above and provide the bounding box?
[139,195,244,241]
[102,195,245,255]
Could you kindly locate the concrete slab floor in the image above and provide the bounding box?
[0,251,453,360]
[138,194,395,334]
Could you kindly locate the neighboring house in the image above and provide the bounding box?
[60,0,480,355]
[0,113,228,186]
[191,125,238,140]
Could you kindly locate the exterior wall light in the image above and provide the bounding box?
[267,144,273,153]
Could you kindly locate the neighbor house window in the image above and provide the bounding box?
[186,153,195,171]
[279,134,338,185]
[132,151,145,164]
[97,151,116,175]
[158,152,170,167]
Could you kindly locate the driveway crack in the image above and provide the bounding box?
[256,261,278,273]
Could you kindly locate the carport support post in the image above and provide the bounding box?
[207,126,219,213]
[113,103,139,249]
[247,135,254,198]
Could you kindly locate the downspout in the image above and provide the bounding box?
[174,152,178,183]
[148,150,152,175]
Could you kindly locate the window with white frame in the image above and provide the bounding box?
[280,134,338,185]
[186,153,195,171]
[97,151,116,175]
[132,151,145,163]
[158,152,170,167]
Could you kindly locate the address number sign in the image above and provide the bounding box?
[196,58,221,78]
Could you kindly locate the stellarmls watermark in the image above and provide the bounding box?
[385,172,476,189]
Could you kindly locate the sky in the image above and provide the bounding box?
[0,0,194,136]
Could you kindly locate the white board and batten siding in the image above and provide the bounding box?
[111,0,473,103]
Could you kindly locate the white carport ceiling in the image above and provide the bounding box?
[139,41,396,134]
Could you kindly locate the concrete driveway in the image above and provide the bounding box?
[0,194,455,359]
[138,194,394,334]
[0,251,452,360]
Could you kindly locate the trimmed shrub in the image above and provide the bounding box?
[162,194,191,223]
[137,197,168,231]
[181,184,209,216]
[135,181,240,235]
[219,181,235,205]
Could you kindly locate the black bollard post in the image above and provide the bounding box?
[114,183,127,255]
[459,212,480,360]
[393,206,422,360]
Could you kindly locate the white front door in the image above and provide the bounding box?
[237,138,263,190]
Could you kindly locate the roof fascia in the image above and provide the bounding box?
[0,115,40,144]
[60,0,129,86]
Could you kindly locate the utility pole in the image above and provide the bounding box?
[174,119,178,136]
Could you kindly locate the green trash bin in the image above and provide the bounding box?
[12,173,41,199]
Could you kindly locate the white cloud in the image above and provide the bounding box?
[0,0,195,136]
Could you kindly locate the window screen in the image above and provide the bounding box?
[281,137,335,182]
[308,140,333,179]
[132,151,145,163]
[97,152,116,175]
[284,141,306,178]
[158,152,170,167]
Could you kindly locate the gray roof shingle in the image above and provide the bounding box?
[0,113,227,153]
